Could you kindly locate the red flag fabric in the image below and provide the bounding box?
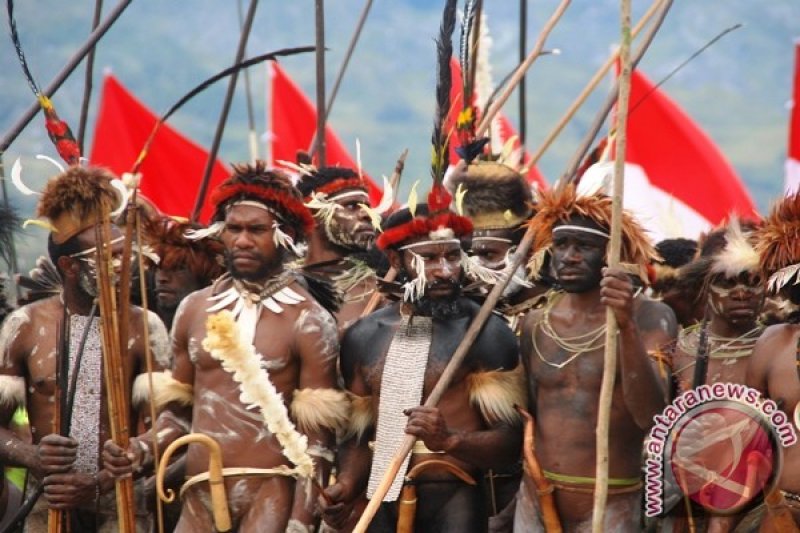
[447,58,547,189]
[785,40,800,195]
[90,75,230,222]
[582,68,757,241]
[269,63,384,205]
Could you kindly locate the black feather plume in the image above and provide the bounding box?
[431,0,458,188]
[6,0,40,97]
[0,204,20,270]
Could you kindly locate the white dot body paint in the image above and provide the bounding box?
[0,308,29,368]
[188,337,201,365]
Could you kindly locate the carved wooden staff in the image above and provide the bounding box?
[95,211,136,532]
[591,0,632,530]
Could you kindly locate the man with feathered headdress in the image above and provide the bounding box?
[104,162,347,532]
[739,192,800,528]
[0,165,170,532]
[297,165,383,333]
[515,185,676,531]
[142,217,224,330]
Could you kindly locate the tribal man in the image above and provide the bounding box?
[104,162,347,532]
[446,160,544,530]
[671,219,764,393]
[321,189,525,532]
[743,192,800,528]
[515,185,677,531]
[0,166,171,532]
[297,165,382,333]
[143,217,224,330]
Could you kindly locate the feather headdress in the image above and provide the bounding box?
[375,0,471,251]
[709,217,760,278]
[756,192,800,292]
[527,184,657,280]
[143,217,224,284]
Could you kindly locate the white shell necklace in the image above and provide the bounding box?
[206,273,306,343]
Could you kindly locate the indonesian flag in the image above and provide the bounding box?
[269,62,384,205]
[785,40,800,195]
[90,74,230,222]
[581,68,757,242]
[448,58,547,190]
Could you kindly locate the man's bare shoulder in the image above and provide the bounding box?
[634,296,677,335]
[753,322,800,361]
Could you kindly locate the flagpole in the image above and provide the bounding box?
[592,0,631,529]
[0,0,132,153]
[314,0,327,167]
[308,0,375,155]
[559,0,673,186]
[191,0,259,222]
[237,0,259,164]
[77,0,104,153]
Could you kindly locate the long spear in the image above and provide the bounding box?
[237,0,259,164]
[523,0,663,172]
[308,0,375,155]
[191,0,259,222]
[77,0,104,152]
[314,0,327,166]
[0,0,132,153]
[591,0,632,530]
[518,0,527,151]
[475,0,570,137]
[559,0,674,185]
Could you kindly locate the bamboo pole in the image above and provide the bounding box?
[475,0,571,137]
[95,214,136,532]
[591,0,632,530]
[523,0,662,172]
[237,0,259,164]
[191,0,259,222]
[77,0,104,152]
[352,229,536,532]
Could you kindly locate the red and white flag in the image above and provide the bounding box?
[581,68,757,242]
[785,40,800,195]
[268,62,384,205]
[90,74,230,222]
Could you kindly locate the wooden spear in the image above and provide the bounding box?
[475,0,571,137]
[77,0,104,153]
[314,0,327,167]
[191,0,259,222]
[591,0,632,530]
[523,0,663,172]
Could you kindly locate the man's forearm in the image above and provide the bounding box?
[0,427,39,471]
[138,407,191,470]
[619,326,666,428]
[444,425,521,471]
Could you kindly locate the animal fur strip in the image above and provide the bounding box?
[290,388,350,435]
[132,371,194,410]
[0,375,25,409]
[465,364,526,426]
[346,393,376,442]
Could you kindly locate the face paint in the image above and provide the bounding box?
[323,193,375,251]
[708,272,764,327]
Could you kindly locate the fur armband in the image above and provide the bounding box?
[290,388,350,435]
[132,370,193,411]
[346,393,376,442]
[0,376,26,410]
[466,365,526,426]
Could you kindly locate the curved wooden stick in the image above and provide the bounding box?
[517,407,562,533]
[156,433,231,533]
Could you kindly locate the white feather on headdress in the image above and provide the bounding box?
[710,217,760,278]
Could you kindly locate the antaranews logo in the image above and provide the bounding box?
[644,383,797,517]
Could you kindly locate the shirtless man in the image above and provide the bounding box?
[144,217,224,330]
[516,186,677,532]
[671,220,764,393]
[744,193,800,528]
[322,197,525,532]
[104,162,347,532]
[0,166,170,532]
[297,165,381,333]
